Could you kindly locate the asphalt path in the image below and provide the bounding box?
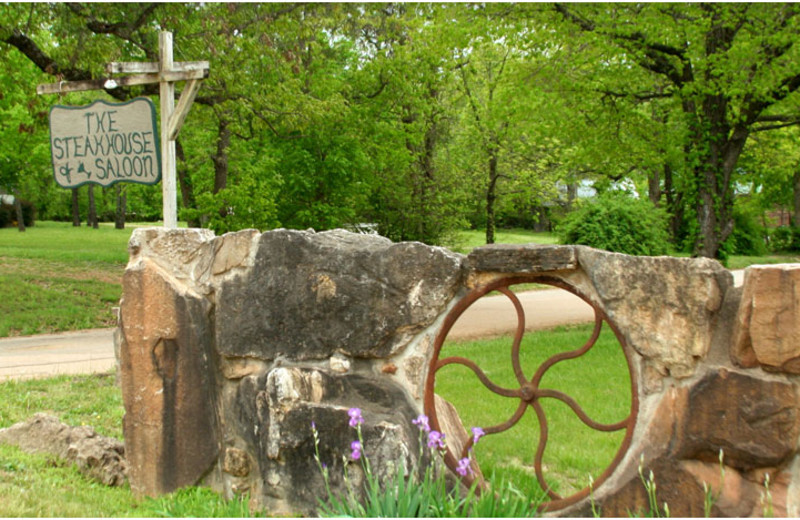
[0,270,744,381]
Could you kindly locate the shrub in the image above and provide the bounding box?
[557,193,670,256]
[720,204,767,257]
[768,226,800,253]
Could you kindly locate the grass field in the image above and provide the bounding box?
[0,222,138,336]
[0,372,258,517]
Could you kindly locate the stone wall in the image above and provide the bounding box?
[116,228,800,517]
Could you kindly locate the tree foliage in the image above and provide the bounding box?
[0,3,798,256]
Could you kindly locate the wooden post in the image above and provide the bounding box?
[36,30,207,229]
[159,31,178,229]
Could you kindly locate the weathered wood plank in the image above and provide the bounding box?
[36,69,208,95]
[168,79,202,140]
[106,60,210,74]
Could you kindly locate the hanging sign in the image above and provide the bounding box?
[49,97,161,188]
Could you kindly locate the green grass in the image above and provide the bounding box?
[0,371,259,517]
[0,372,124,438]
[434,323,631,500]
[0,221,144,337]
[726,253,800,270]
[0,221,138,264]
[445,228,559,254]
[0,444,258,517]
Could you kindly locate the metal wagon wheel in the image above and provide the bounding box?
[423,275,639,512]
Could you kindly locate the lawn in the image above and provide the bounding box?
[0,372,257,517]
[2,221,798,337]
[0,222,142,337]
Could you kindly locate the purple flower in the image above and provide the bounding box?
[427,430,446,450]
[350,440,362,460]
[348,408,364,428]
[471,426,485,445]
[412,414,431,433]
[456,457,473,477]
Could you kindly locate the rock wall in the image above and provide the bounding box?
[117,228,800,517]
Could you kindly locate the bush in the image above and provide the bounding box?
[768,226,800,253]
[720,205,767,257]
[557,193,670,256]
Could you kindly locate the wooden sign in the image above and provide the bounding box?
[49,97,161,189]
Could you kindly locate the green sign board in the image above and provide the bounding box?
[49,97,162,188]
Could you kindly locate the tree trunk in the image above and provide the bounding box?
[664,163,684,243]
[213,119,230,195]
[486,153,499,245]
[648,167,661,207]
[175,139,199,228]
[72,188,81,227]
[566,182,578,210]
[212,119,231,219]
[115,184,126,229]
[87,184,98,229]
[793,167,800,228]
[13,191,25,232]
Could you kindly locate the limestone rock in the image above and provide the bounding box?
[434,394,484,481]
[127,227,215,282]
[119,259,220,496]
[576,247,731,379]
[252,366,420,516]
[0,413,127,486]
[468,244,578,274]
[215,229,465,361]
[732,264,800,373]
[678,370,800,471]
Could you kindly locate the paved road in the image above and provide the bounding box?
[0,270,745,381]
[0,328,116,381]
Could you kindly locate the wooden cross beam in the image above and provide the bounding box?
[37,31,208,229]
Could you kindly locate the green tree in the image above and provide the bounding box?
[550,3,800,258]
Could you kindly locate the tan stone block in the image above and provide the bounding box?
[119,259,219,496]
[733,265,800,374]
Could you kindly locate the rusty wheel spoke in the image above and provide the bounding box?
[459,399,528,459]
[498,287,528,386]
[532,400,560,501]
[436,356,519,398]
[531,312,603,388]
[536,388,631,432]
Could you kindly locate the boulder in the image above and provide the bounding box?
[575,247,731,379]
[119,259,219,496]
[677,370,800,471]
[215,229,465,361]
[0,413,127,486]
[251,366,421,516]
[732,264,800,373]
